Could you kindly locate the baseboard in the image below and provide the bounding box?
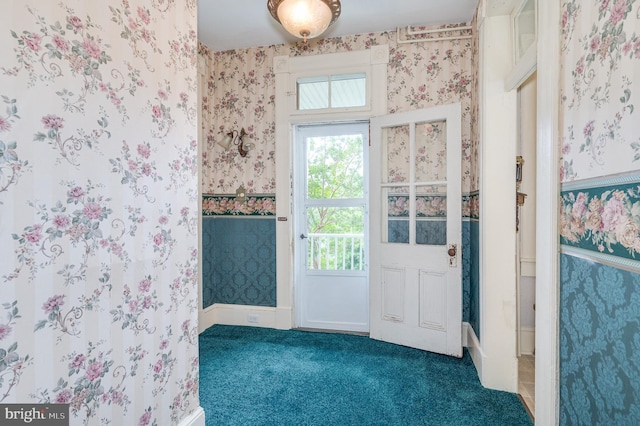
[178,407,205,426]
[519,327,535,355]
[461,322,469,347]
[520,257,536,277]
[204,304,292,330]
[463,322,484,381]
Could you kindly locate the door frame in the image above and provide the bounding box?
[535,0,561,422]
[273,47,389,330]
[292,122,370,331]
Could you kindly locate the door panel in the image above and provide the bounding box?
[381,267,405,322]
[370,104,462,357]
[419,270,446,331]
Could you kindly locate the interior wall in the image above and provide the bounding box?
[558,1,640,423]
[0,1,201,423]
[476,11,519,392]
[199,26,479,324]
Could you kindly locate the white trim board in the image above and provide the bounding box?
[519,327,535,355]
[536,0,561,423]
[200,304,292,332]
[464,322,484,382]
[178,407,205,426]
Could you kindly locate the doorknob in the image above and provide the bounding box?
[300,234,308,239]
[447,244,457,268]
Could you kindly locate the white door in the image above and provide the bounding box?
[369,104,462,357]
[295,122,369,333]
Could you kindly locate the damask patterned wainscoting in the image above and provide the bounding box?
[559,254,640,424]
[470,219,480,339]
[202,195,277,308]
[559,177,640,424]
[463,192,480,339]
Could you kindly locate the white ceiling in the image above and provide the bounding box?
[198,0,480,52]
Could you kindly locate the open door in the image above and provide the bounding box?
[369,104,462,357]
[294,122,369,333]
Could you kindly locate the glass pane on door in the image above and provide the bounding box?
[415,120,447,182]
[416,185,447,245]
[306,133,364,199]
[381,125,410,184]
[306,206,365,271]
[383,186,410,244]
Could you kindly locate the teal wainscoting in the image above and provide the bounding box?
[202,194,277,308]
[470,219,480,339]
[464,192,480,340]
[559,253,640,424]
[559,175,640,424]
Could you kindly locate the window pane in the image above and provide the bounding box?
[306,134,364,199]
[306,207,364,270]
[298,76,328,110]
[331,73,366,108]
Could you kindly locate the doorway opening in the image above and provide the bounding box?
[293,121,370,333]
[516,71,537,417]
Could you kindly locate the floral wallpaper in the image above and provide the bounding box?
[559,0,640,424]
[202,194,275,216]
[560,0,640,182]
[199,27,475,196]
[561,181,640,259]
[0,1,199,424]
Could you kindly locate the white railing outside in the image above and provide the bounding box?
[307,233,365,271]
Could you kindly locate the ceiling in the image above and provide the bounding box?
[198,0,480,52]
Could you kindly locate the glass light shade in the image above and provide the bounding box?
[239,133,252,151]
[270,0,340,42]
[217,133,234,150]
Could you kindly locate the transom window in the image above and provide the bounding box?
[297,73,367,110]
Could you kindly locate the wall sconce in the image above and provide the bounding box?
[216,128,255,157]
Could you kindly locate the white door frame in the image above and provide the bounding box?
[535,0,560,423]
[273,46,389,330]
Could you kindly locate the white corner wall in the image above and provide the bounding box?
[478,13,519,392]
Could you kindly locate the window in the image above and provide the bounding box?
[297,73,367,110]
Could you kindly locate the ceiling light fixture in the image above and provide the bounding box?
[267,0,341,43]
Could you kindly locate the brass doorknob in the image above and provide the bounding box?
[448,247,456,257]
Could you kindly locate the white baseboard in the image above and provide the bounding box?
[463,321,518,392]
[519,327,535,355]
[463,322,484,381]
[200,304,292,331]
[520,257,536,277]
[178,407,205,426]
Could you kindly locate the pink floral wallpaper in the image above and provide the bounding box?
[560,0,640,181]
[0,1,199,424]
[200,27,477,196]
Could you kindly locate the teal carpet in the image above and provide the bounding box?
[199,325,532,426]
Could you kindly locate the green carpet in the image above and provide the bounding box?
[199,325,532,426]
